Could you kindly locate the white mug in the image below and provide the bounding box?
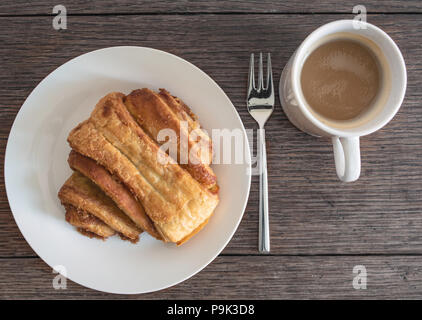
[279,20,407,182]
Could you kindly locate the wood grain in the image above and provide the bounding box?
[1,11,422,298]
[1,0,421,15]
[1,255,422,299]
[1,14,421,258]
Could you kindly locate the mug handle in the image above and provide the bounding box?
[332,136,361,182]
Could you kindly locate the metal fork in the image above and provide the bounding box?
[247,53,274,253]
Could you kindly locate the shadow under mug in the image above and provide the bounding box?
[279,19,407,182]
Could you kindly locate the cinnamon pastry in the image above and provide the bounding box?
[68,150,161,240]
[65,205,115,239]
[67,92,219,243]
[124,88,218,192]
[58,172,141,242]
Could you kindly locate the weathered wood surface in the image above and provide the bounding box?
[1,256,422,299]
[1,14,421,257]
[1,0,421,15]
[0,9,421,298]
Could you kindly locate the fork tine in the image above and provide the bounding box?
[248,53,255,93]
[258,52,264,91]
[266,53,273,92]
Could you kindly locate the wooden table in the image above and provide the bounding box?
[1,0,422,299]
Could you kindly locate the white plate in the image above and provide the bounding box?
[5,46,251,294]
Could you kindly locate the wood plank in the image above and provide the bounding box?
[1,0,422,15]
[0,14,421,257]
[1,255,422,299]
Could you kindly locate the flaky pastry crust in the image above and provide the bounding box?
[124,88,217,191]
[65,204,116,239]
[68,150,161,240]
[67,93,219,243]
[58,172,141,242]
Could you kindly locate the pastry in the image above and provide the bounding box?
[67,92,219,243]
[68,150,161,240]
[64,205,115,239]
[124,88,218,192]
[58,171,141,242]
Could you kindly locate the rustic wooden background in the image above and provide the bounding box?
[1,0,422,299]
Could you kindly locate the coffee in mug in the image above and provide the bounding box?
[301,38,380,121]
[279,20,407,182]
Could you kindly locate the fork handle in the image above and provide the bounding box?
[258,127,270,253]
